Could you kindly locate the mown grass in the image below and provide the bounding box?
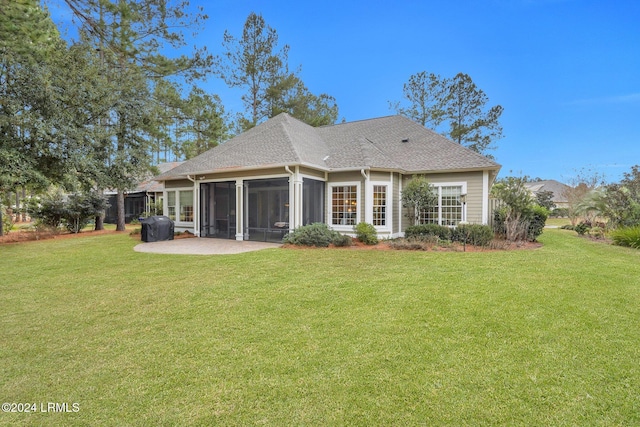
[1,230,639,426]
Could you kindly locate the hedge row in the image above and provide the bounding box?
[405,223,494,247]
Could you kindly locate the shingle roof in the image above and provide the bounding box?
[158,113,500,179]
[524,180,570,203]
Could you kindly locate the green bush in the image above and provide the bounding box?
[29,189,65,229]
[405,224,451,241]
[493,205,548,242]
[611,226,640,249]
[354,222,378,245]
[331,233,353,247]
[574,222,590,236]
[283,223,340,247]
[1,204,14,234]
[527,205,549,242]
[452,224,494,247]
[551,208,569,218]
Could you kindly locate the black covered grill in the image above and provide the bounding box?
[140,216,174,242]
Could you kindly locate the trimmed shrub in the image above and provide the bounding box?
[332,233,353,247]
[283,223,352,247]
[354,222,378,245]
[611,226,640,249]
[283,223,334,247]
[405,224,451,241]
[452,224,494,247]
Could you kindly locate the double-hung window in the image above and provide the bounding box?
[165,190,194,223]
[167,191,176,220]
[372,185,387,226]
[331,184,358,226]
[419,184,465,226]
[179,190,194,222]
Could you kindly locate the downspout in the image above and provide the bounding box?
[187,175,199,236]
[285,166,295,231]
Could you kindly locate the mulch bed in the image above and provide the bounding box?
[0,228,122,244]
[283,238,542,252]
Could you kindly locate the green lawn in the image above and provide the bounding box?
[1,230,639,426]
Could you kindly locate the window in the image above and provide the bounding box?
[331,185,358,226]
[167,191,176,220]
[419,185,463,226]
[372,185,387,226]
[180,190,194,222]
[440,186,462,226]
[166,190,194,222]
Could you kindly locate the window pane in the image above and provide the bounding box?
[441,186,461,226]
[180,190,193,222]
[167,191,176,220]
[372,185,386,226]
[331,185,357,225]
[418,186,462,226]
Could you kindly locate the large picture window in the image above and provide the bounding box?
[331,185,358,226]
[419,185,463,226]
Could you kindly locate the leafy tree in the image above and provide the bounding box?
[491,176,546,241]
[535,190,556,211]
[55,0,213,230]
[181,87,229,159]
[388,71,448,129]
[600,165,640,228]
[401,176,437,226]
[391,71,503,156]
[63,191,109,233]
[562,168,606,226]
[0,0,60,56]
[216,12,338,129]
[215,12,288,129]
[446,73,504,155]
[266,74,338,127]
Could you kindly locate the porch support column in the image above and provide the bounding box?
[194,179,200,237]
[482,170,489,225]
[294,166,303,229]
[235,179,244,240]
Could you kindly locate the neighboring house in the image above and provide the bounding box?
[104,161,183,224]
[155,113,501,242]
[524,179,570,209]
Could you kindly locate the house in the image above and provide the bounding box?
[155,113,501,242]
[523,179,570,209]
[104,161,183,223]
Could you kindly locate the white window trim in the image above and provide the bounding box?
[328,181,361,231]
[424,182,467,226]
[164,188,195,225]
[368,181,392,232]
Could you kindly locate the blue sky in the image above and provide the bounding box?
[48,0,640,184]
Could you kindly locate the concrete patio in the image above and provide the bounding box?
[134,238,281,255]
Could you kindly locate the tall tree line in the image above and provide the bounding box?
[391,71,504,157]
[0,0,222,231]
